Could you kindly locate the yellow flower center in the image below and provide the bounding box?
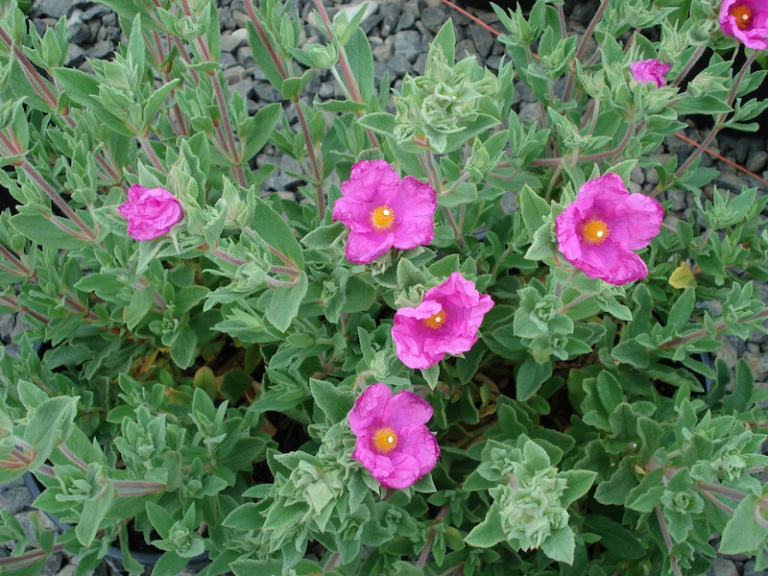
[423,310,447,329]
[373,428,398,453]
[582,220,609,244]
[731,4,752,30]
[371,205,396,229]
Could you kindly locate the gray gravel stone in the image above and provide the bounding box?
[518,102,541,125]
[0,485,33,515]
[220,52,237,69]
[86,40,114,59]
[396,11,415,32]
[221,28,248,53]
[231,80,254,100]
[630,166,645,184]
[420,6,448,33]
[744,559,768,576]
[386,55,411,76]
[413,52,428,75]
[708,559,739,576]
[393,30,422,62]
[37,0,70,19]
[714,172,750,193]
[373,42,393,63]
[253,82,283,103]
[747,150,768,173]
[469,23,494,58]
[236,45,255,68]
[223,65,245,84]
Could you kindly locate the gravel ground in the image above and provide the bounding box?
[2,0,768,574]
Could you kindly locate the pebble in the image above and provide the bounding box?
[86,39,114,59]
[630,166,645,184]
[333,1,379,25]
[393,30,422,62]
[518,102,542,125]
[236,45,255,68]
[38,0,70,19]
[0,484,33,515]
[396,11,415,32]
[221,28,248,53]
[420,6,449,33]
[708,559,738,576]
[714,172,750,193]
[747,150,768,173]
[223,65,245,84]
[386,55,411,76]
[469,23,495,58]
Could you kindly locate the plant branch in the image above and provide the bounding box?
[696,481,747,502]
[20,160,97,240]
[655,507,684,576]
[531,122,635,166]
[559,293,591,313]
[139,138,167,175]
[662,309,768,350]
[671,46,706,88]
[563,0,613,102]
[417,506,449,568]
[700,488,734,515]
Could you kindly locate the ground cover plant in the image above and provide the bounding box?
[0,0,768,575]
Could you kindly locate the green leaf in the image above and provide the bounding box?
[582,515,645,559]
[220,371,253,404]
[124,286,153,331]
[253,196,304,269]
[430,19,455,64]
[673,95,732,116]
[142,80,179,129]
[667,288,694,332]
[146,502,175,539]
[170,328,198,369]
[358,113,397,138]
[242,103,282,162]
[223,503,265,531]
[722,358,753,413]
[516,356,553,401]
[559,470,597,507]
[345,28,374,103]
[245,22,283,92]
[266,271,308,332]
[152,552,190,576]
[341,276,376,313]
[24,397,78,470]
[76,482,115,546]
[611,339,650,369]
[310,378,354,424]
[519,185,550,236]
[719,495,768,554]
[465,504,506,548]
[301,222,345,249]
[10,215,90,249]
[596,371,623,414]
[594,457,637,505]
[541,526,574,565]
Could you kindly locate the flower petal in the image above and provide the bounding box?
[391,176,437,250]
[395,424,440,476]
[392,301,446,370]
[573,238,649,286]
[352,435,396,480]
[607,193,664,250]
[383,391,433,432]
[348,383,392,435]
[378,452,422,489]
[345,230,395,264]
[341,160,401,205]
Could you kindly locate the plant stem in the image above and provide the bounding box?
[696,481,747,502]
[210,247,246,267]
[671,46,706,88]
[755,504,768,531]
[563,0,613,102]
[59,444,88,471]
[662,309,768,350]
[674,50,757,179]
[139,138,167,175]
[417,506,449,567]
[559,292,591,313]
[295,102,325,221]
[312,0,379,149]
[532,122,635,166]
[322,551,340,572]
[700,488,735,515]
[655,507,684,576]
[0,244,29,275]
[20,160,97,240]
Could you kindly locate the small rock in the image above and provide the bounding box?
[81,4,110,20]
[715,337,739,370]
[645,167,660,185]
[469,23,495,58]
[253,82,282,103]
[379,1,402,36]
[708,559,738,576]
[0,485,33,515]
[486,55,502,70]
[456,38,479,62]
[67,21,89,44]
[361,14,384,35]
[246,99,260,115]
[86,40,114,60]
[745,351,768,381]
[221,28,248,53]
[420,6,448,33]
[231,80,254,100]
[223,65,245,84]
[628,181,642,194]
[236,45,255,68]
[64,43,85,67]
[218,7,234,30]
[318,82,335,99]
[97,26,120,43]
[396,11,415,31]
[630,166,645,184]
[516,81,536,103]
[393,30,422,63]
[220,52,237,69]
[668,189,687,212]
[404,0,420,17]
[232,11,249,29]
[747,149,768,173]
[714,172,750,193]
[501,191,518,214]
[571,2,598,25]
[37,0,70,19]
[518,102,541,125]
[373,43,393,63]
[101,12,116,26]
[413,53,428,75]
[386,55,411,76]
[744,559,768,576]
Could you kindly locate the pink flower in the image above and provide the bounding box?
[630,59,671,88]
[392,272,494,370]
[332,160,437,264]
[720,0,768,50]
[349,383,439,489]
[118,184,183,241]
[555,173,664,286]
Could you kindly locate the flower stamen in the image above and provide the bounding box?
[371,205,396,229]
[424,310,447,329]
[582,220,609,244]
[373,428,398,453]
[731,4,752,30]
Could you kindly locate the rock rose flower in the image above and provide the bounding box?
[555,173,664,286]
[349,383,439,489]
[392,272,494,370]
[332,160,437,264]
[720,0,768,50]
[629,59,671,88]
[118,184,184,241]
